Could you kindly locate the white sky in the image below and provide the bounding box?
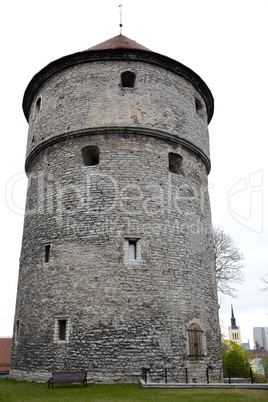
[1,0,267,349]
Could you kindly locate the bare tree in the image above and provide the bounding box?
[213,226,245,297]
[260,275,268,291]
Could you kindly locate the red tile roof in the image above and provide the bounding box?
[249,349,268,358]
[86,34,152,52]
[0,338,12,371]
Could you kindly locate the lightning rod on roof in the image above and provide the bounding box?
[119,4,123,35]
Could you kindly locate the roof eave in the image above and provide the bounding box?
[22,48,214,124]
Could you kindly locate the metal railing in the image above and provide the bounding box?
[142,367,211,384]
[225,367,253,384]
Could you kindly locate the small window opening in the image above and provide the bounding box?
[169,152,183,174]
[82,146,99,166]
[129,240,137,260]
[188,323,204,361]
[195,98,202,114]
[59,320,66,341]
[15,320,20,342]
[44,245,50,263]
[36,97,41,113]
[121,71,136,88]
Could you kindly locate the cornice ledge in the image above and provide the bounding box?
[25,126,211,174]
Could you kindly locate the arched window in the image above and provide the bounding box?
[188,323,204,360]
[169,152,183,174]
[82,146,99,166]
[195,97,204,117]
[36,97,41,113]
[121,71,136,88]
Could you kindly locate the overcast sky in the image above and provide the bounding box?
[1,0,267,348]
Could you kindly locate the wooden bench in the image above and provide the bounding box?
[48,371,87,388]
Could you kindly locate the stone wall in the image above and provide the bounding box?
[25,60,210,170]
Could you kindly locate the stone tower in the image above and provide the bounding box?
[10,35,222,383]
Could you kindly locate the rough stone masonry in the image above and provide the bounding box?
[10,35,223,383]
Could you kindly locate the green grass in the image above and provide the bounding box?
[0,379,267,402]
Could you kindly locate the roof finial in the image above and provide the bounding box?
[119,4,123,35]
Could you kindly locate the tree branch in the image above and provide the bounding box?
[213,225,245,298]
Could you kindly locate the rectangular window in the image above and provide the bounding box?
[54,317,70,343]
[45,245,50,263]
[59,320,66,341]
[128,240,137,260]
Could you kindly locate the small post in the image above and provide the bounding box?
[185,368,188,384]
[228,367,231,384]
[164,368,168,383]
[250,367,253,384]
[206,367,209,384]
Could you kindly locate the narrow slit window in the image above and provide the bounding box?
[15,320,20,342]
[36,97,41,113]
[82,146,99,166]
[54,317,69,343]
[45,245,51,263]
[129,240,137,260]
[59,320,66,341]
[169,152,183,174]
[121,71,136,88]
[195,97,203,116]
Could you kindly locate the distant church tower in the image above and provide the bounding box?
[228,305,241,345]
[10,35,222,383]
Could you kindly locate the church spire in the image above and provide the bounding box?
[231,304,238,329]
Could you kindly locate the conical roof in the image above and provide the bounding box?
[86,34,152,52]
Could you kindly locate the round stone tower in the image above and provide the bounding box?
[10,35,222,383]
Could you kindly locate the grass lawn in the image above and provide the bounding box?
[0,379,268,402]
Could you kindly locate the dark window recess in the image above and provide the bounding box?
[44,245,51,263]
[121,71,136,88]
[36,97,41,113]
[15,320,20,342]
[128,240,137,260]
[188,323,204,360]
[59,320,66,341]
[195,98,202,114]
[82,146,99,166]
[169,152,183,174]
